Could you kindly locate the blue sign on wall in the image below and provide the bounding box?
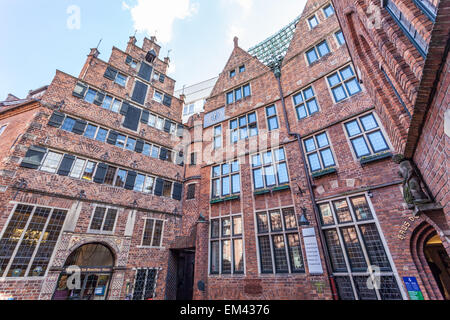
[403,277,424,300]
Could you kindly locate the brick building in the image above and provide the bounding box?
[0,0,448,301]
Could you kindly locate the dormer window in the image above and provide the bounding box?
[308,15,319,29]
[145,49,157,63]
[239,65,245,73]
[230,70,236,78]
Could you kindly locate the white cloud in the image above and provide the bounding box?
[123,0,198,43]
[167,62,176,75]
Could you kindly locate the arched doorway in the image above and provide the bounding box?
[424,233,450,300]
[52,243,115,300]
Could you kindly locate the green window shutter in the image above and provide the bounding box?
[163,95,172,107]
[57,154,76,176]
[20,146,47,169]
[48,111,65,128]
[72,119,87,135]
[123,105,142,131]
[93,92,105,106]
[141,110,149,124]
[163,120,171,133]
[125,55,132,65]
[135,140,144,153]
[107,131,118,145]
[125,171,137,190]
[131,81,148,105]
[154,178,164,196]
[138,63,153,82]
[176,124,184,137]
[73,83,87,98]
[104,67,117,80]
[159,74,165,83]
[159,148,168,161]
[94,163,108,184]
[172,183,182,200]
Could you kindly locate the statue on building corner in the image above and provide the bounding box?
[392,154,430,210]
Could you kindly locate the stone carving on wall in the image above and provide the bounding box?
[393,155,431,210]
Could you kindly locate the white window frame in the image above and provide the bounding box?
[326,64,362,103]
[0,124,7,136]
[211,160,241,198]
[250,147,290,190]
[139,217,166,248]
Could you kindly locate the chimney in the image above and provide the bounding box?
[88,48,100,58]
[164,56,170,65]
[128,36,137,46]
[234,36,239,48]
[180,94,186,103]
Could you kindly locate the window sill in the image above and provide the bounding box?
[254,184,290,195]
[311,167,337,179]
[210,195,240,204]
[360,152,392,165]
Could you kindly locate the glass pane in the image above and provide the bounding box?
[222,163,230,175]
[307,98,319,114]
[340,66,354,80]
[233,239,244,273]
[332,85,348,102]
[367,131,388,153]
[324,4,335,17]
[297,105,307,119]
[319,203,335,226]
[95,128,108,142]
[231,174,240,193]
[239,116,247,127]
[84,89,96,103]
[320,148,335,167]
[272,235,289,273]
[235,88,242,101]
[293,92,304,105]
[353,276,378,300]
[222,218,231,237]
[212,166,221,177]
[263,151,272,165]
[252,154,261,167]
[305,138,316,152]
[143,144,151,156]
[360,114,378,131]
[317,41,330,57]
[222,240,232,274]
[211,220,220,238]
[143,176,154,194]
[151,146,159,158]
[351,137,371,157]
[152,220,163,247]
[268,117,278,130]
[239,127,248,140]
[258,236,273,273]
[90,207,106,230]
[350,196,373,221]
[231,129,238,143]
[336,31,345,45]
[103,209,117,232]
[70,159,86,179]
[214,126,222,135]
[84,124,97,139]
[359,224,391,271]
[126,138,136,151]
[287,233,304,272]
[277,162,289,184]
[304,87,314,99]
[345,79,361,96]
[327,73,341,87]
[210,241,220,273]
[111,100,121,113]
[249,124,258,137]
[253,168,264,189]
[307,48,318,63]
[133,174,145,192]
[309,16,318,28]
[116,135,126,148]
[212,179,220,198]
[41,152,63,173]
[227,92,234,104]
[230,119,238,130]
[162,181,172,197]
[282,208,297,230]
[231,161,239,172]
[222,176,230,196]
[379,276,403,300]
[243,84,251,97]
[341,227,367,272]
[269,210,283,232]
[316,133,329,148]
[308,153,322,172]
[333,200,353,223]
[335,276,355,300]
[264,166,276,186]
[232,216,242,235]
[115,169,127,188]
[82,161,96,181]
[256,212,269,233]
[104,166,117,185]
[266,105,276,117]
[323,229,347,272]
[275,148,285,161]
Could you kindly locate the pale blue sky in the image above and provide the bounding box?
[0,0,307,100]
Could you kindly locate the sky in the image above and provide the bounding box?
[0,0,307,100]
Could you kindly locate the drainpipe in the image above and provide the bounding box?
[273,65,339,300]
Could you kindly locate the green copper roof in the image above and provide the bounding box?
[248,15,300,67]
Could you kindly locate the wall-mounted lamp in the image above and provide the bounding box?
[298,207,310,226]
[197,213,207,223]
[368,190,373,198]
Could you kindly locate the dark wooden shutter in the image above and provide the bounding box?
[125,171,137,190]
[120,102,130,115]
[104,67,117,80]
[94,163,108,184]
[141,110,149,124]
[20,146,47,169]
[172,183,182,200]
[131,81,148,105]
[72,119,87,135]
[135,140,144,153]
[48,111,65,128]
[57,154,76,176]
[159,74,165,83]
[72,83,87,98]
[138,63,153,81]
[154,178,164,196]
[163,120,172,133]
[163,95,172,107]
[176,124,184,137]
[126,55,132,65]
[93,92,105,106]
[107,131,118,145]
[159,148,168,161]
[123,105,142,131]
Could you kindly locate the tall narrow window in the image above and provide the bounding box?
[304,132,336,172]
[256,208,304,274]
[213,125,222,149]
[89,206,118,233]
[335,30,346,46]
[323,4,335,17]
[132,268,158,300]
[0,125,7,136]
[142,219,164,247]
[266,105,279,131]
[318,195,402,300]
[210,215,244,274]
[211,160,240,198]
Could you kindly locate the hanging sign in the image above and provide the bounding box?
[302,228,324,275]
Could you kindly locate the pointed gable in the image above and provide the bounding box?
[209,37,270,98]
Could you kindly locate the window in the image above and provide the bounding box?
[69,159,86,179]
[126,56,138,69]
[239,65,245,73]
[252,148,289,190]
[210,215,244,274]
[211,161,240,198]
[266,105,279,131]
[115,169,127,188]
[125,137,136,151]
[327,65,361,102]
[344,113,390,159]
[183,104,195,116]
[81,161,96,181]
[84,124,98,139]
[0,125,7,136]
[323,4,335,17]
[115,73,127,86]
[308,15,319,29]
[230,70,236,78]
[132,268,158,300]
[306,40,330,64]
[304,132,336,172]
[40,151,63,173]
[0,204,67,278]
[89,206,118,233]
[104,166,117,185]
[153,91,163,103]
[213,125,222,149]
[142,219,164,247]
[335,30,346,46]
[256,207,304,274]
[318,195,402,300]
[162,181,173,198]
[186,184,196,200]
[230,112,258,143]
[226,84,251,104]
[294,86,319,119]
[61,117,76,132]
[385,0,429,57]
